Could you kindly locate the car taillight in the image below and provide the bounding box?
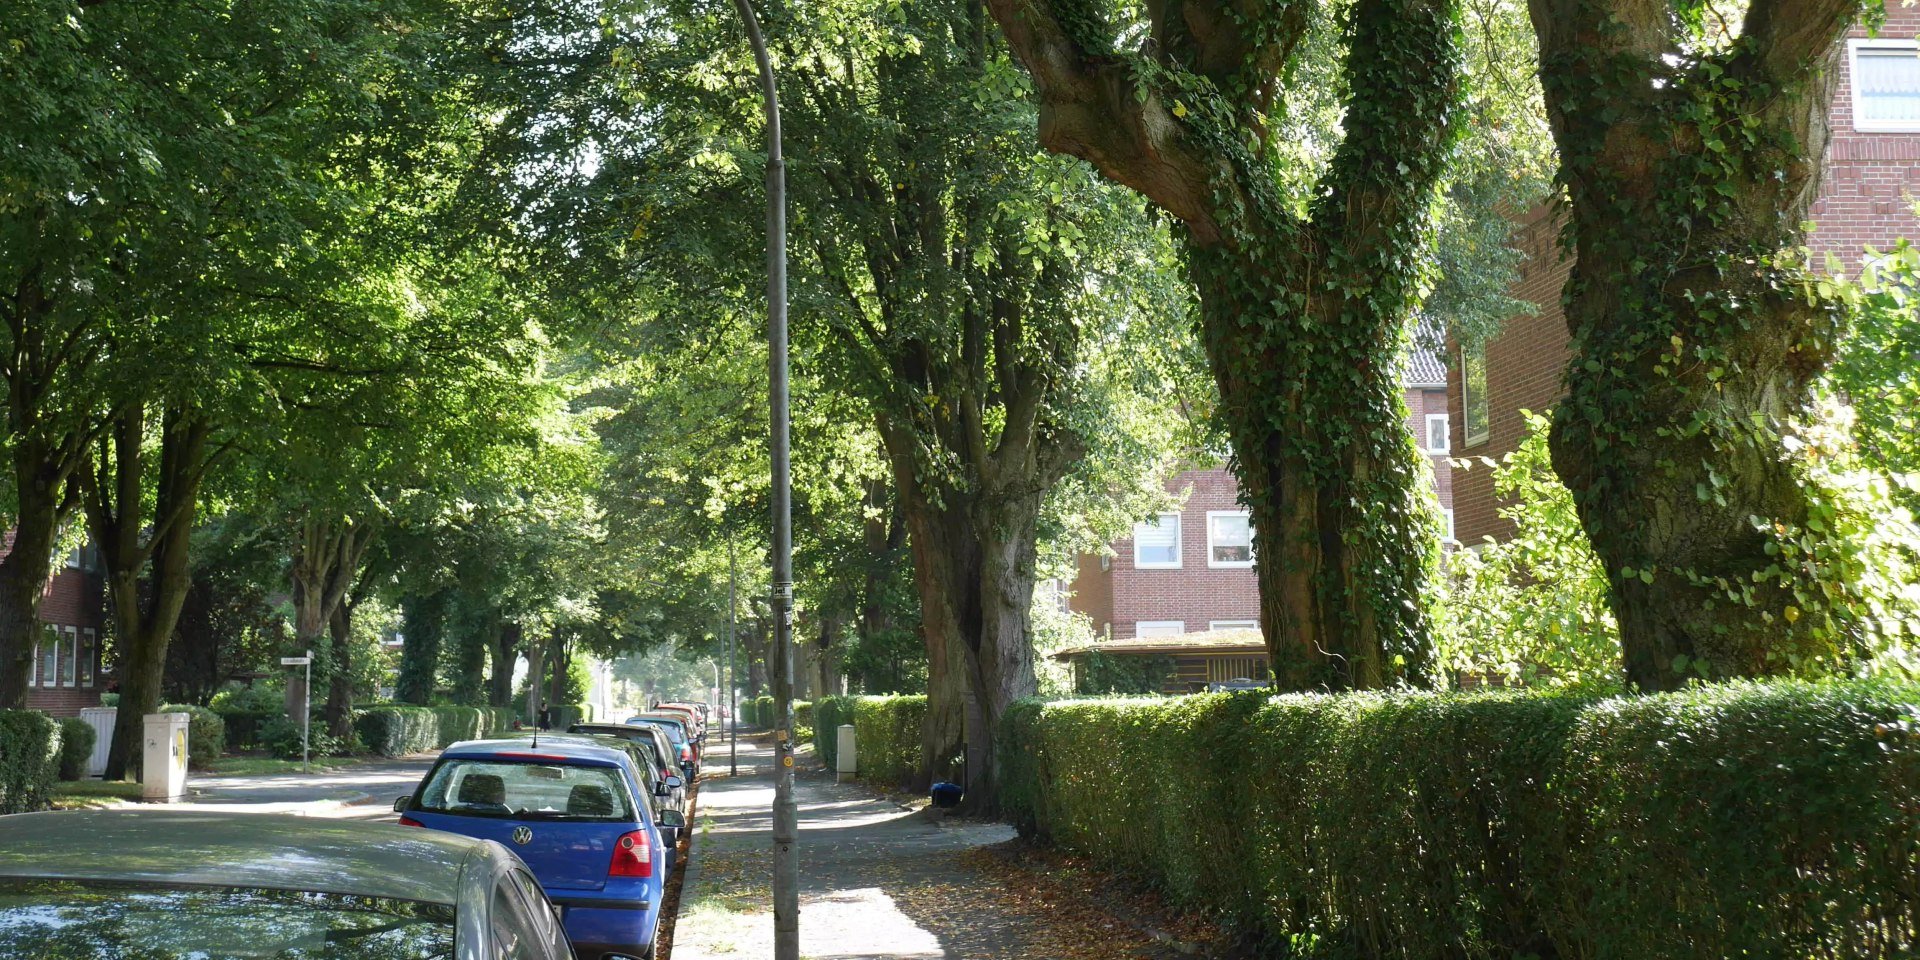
[679,744,694,762]
[397,816,423,827]
[609,830,653,878]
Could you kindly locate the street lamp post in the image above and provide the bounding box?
[729,2,797,957]
[728,543,739,777]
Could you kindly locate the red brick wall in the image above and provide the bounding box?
[1449,16,1920,545]
[1079,468,1262,639]
[2,532,109,717]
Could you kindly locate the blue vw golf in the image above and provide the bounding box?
[398,738,670,960]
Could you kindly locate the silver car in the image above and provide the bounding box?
[0,809,574,960]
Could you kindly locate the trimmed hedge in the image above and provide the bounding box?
[0,710,61,813]
[1001,680,1920,959]
[57,717,95,781]
[794,700,813,744]
[213,708,279,753]
[355,705,439,757]
[808,695,925,787]
[158,704,225,770]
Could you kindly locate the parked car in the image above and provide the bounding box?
[398,737,676,960]
[626,714,699,779]
[570,723,688,814]
[650,703,705,740]
[0,808,573,959]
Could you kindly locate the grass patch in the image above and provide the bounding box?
[51,779,142,809]
[203,755,356,776]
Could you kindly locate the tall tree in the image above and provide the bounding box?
[980,0,1464,687]
[1526,0,1880,687]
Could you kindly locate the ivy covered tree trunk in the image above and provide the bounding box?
[981,0,1462,687]
[0,498,62,708]
[490,620,522,709]
[395,589,448,704]
[1529,0,1864,689]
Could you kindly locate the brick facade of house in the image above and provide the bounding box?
[1448,16,1920,545]
[1,532,109,717]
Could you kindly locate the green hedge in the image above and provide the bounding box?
[57,717,95,781]
[0,710,61,814]
[158,704,224,770]
[794,700,813,744]
[548,703,593,730]
[212,708,279,753]
[1000,680,1920,959]
[355,705,439,757]
[807,695,926,787]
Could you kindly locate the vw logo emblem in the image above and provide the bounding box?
[511,826,533,846]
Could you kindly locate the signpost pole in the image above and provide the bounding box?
[280,652,314,774]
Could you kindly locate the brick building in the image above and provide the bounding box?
[0,534,109,717]
[1448,17,1920,544]
[1069,353,1456,642]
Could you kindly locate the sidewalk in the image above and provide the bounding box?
[670,735,1202,960]
[171,757,435,819]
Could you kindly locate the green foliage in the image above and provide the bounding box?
[429,706,501,747]
[0,710,61,813]
[1000,679,1920,957]
[259,714,350,761]
[353,706,439,758]
[157,705,224,771]
[1833,237,1920,505]
[794,701,814,746]
[548,704,594,730]
[1074,652,1176,696]
[1434,411,1622,689]
[57,718,95,782]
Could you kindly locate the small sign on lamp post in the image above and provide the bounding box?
[280,651,312,773]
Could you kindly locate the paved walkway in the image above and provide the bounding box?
[670,735,1215,960]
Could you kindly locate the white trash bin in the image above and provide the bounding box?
[142,712,190,802]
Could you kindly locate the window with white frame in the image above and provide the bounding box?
[1135,620,1186,638]
[79,628,96,688]
[61,626,77,687]
[1440,508,1456,544]
[1209,620,1259,631]
[1206,511,1254,567]
[37,628,58,688]
[1132,514,1182,568]
[1424,414,1450,454]
[1851,40,1920,132]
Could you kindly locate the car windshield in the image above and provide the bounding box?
[415,759,634,822]
[628,719,687,743]
[0,881,455,959]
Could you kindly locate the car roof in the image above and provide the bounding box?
[441,737,627,765]
[0,810,492,907]
[628,713,687,727]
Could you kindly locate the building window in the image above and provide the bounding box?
[1209,620,1259,631]
[38,627,58,689]
[79,628,96,688]
[1440,508,1456,544]
[1132,514,1182,568]
[1461,341,1490,447]
[1424,414,1450,454]
[1135,620,1186,638]
[1207,656,1268,683]
[61,626,78,687]
[1206,511,1254,567]
[1851,40,1920,132]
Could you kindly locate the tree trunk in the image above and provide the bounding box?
[1192,249,1439,689]
[546,636,569,712]
[92,406,212,780]
[489,620,521,708]
[324,603,354,740]
[524,634,548,726]
[287,518,372,720]
[395,589,447,704]
[449,603,488,705]
[978,0,1461,690]
[1527,0,1864,688]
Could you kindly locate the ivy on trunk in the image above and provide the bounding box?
[1527,0,1870,688]
[982,0,1463,687]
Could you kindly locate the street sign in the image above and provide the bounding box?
[279,657,311,666]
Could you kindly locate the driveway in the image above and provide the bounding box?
[175,757,437,819]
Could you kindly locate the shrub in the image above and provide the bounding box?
[849,695,926,787]
[794,700,813,744]
[354,705,437,757]
[430,706,485,746]
[812,696,853,768]
[548,703,593,730]
[0,710,61,813]
[57,717,95,781]
[260,713,349,760]
[157,704,225,770]
[1001,680,1920,959]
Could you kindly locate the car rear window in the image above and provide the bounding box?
[416,759,634,821]
[0,881,455,959]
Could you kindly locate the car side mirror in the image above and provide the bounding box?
[393,796,410,814]
[664,775,683,789]
[658,810,686,830]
